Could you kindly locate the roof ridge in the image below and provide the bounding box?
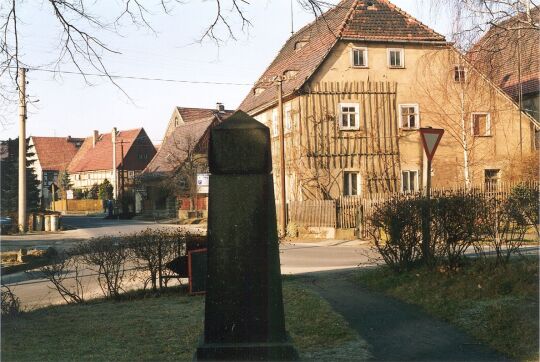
[377,0,445,40]
[338,0,360,37]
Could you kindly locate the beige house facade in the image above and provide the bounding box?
[239,0,539,201]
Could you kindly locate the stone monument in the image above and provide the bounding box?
[196,111,298,361]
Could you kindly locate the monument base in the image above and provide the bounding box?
[195,339,299,361]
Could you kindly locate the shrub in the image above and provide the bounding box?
[368,197,424,272]
[39,252,86,304]
[75,237,129,299]
[1,285,21,316]
[483,197,529,265]
[505,183,539,236]
[127,229,188,291]
[431,194,487,270]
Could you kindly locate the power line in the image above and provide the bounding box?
[23,67,252,86]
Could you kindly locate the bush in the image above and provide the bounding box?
[75,237,129,299]
[39,252,86,304]
[431,194,487,270]
[127,228,188,291]
[505,183,539,236]
[1,285,21,316]
[369,197,424,272]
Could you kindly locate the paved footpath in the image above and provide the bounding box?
[298,270,510,362]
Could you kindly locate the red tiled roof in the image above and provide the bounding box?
[468,7,539,99]
[144,112,232,175]
[177,107,234,122]
[68,128,147,173]
[239,0,446,113]
[31,136,84,171]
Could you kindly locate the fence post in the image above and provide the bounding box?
[158,238,163,290]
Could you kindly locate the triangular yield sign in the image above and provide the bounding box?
[420,128,444,161]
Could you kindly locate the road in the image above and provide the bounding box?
[0,216,206,252]
[1,216,376,309]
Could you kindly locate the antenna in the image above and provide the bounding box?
[290,0,294,35]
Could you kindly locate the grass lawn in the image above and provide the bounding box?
[1,280,369,361]
[351,255,539,361]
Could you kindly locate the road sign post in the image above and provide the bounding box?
[419,127,444,263]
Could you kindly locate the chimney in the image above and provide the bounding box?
[216,102,225,113]
[92,130,99,147]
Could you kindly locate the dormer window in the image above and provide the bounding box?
[352,47,368,68]
[294,41,308,50]
[254,87,265,96]
[388,48,404,68]
[284,70,298,79]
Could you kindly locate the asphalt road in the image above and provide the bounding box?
[0,216,205,252]
[1,216,376,309]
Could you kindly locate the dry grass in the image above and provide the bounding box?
[1,280,369,361]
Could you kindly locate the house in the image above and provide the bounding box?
[141,104,233,219]
[468,7,539,145]
[67,127,156,211]
[28,136,84,207]
[238,0,539,205]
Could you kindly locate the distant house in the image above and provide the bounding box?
[141,104,233,219]
[468,7,539,145]
[28,136,84,207]
[67,127,156,211]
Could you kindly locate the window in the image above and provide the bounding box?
[388,48,404,68]
[472,113,491,136]
[399,104,420,129]
[338,103,360,130]
[272,109,279,136]
[484,169,500,187]
[454,65,466,82]
[128,171,135,178]
[174,116,180,127]
[352,47,368,67]
[343,172,360,196]
[138,153,148,160]
[284,104,293,132]
[402,170,418,192]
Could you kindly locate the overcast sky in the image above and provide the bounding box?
[0,0,450,144]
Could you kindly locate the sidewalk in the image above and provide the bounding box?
[299,270,509,361]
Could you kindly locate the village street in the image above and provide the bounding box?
[1,216,376,309]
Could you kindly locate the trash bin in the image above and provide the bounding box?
[44,215,51,232]
[35,214,44,231]
[27,214,35,232]
[50,214,59,232]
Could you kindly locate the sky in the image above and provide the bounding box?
[0,0,450,145]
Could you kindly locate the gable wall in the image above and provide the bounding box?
[250,40,537,200]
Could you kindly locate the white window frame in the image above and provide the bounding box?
[454,65,466,83]
[387,48,405,68]
[351,47,368,68]
[284,103,292,133]
[343,171,361,196]
[398,104,420,129]
[272,109,279,137]
[471,112,491,136]
[401,170,419,193]
[338,103,360,130]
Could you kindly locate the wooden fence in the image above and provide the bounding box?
[52,199,104,213]
[288,200,336,228]
[281,180,539,238]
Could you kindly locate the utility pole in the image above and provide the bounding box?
[276,77,287,236]
[112,127,117,200]
[18,67,27,233]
